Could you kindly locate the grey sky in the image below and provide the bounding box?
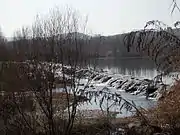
[0,0,180,37]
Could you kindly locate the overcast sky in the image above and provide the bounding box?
[0,0,180,37]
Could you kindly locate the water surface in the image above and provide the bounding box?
[96,57,158,79]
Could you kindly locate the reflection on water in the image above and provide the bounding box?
[96,57,158,79]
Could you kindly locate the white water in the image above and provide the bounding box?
[74,76,157,118]
[77,83,156,118]
[55,58,177,118]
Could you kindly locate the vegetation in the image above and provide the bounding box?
[118,1,180,135]
[1,1,180,135]
[0,7,138,135]
[0,7,96,135]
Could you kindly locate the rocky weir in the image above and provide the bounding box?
[76,68,170,100]
[55,67,173,118]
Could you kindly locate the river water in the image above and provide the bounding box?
[96,57,158,79]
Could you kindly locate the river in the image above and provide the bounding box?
[96,57,158,79]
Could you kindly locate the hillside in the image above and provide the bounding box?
[3,28,180,61]
[88,28,180,58]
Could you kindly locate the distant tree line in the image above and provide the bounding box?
[0,31,100,63]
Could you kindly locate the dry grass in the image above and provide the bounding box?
[140,80,180,134]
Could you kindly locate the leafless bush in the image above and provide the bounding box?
[0,7,94,135]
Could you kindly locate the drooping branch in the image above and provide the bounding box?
[124,20,180,76]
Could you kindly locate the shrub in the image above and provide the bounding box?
[142,80,180,134]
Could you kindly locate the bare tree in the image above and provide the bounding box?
[0,6,143,135]
[0,7,96,135]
